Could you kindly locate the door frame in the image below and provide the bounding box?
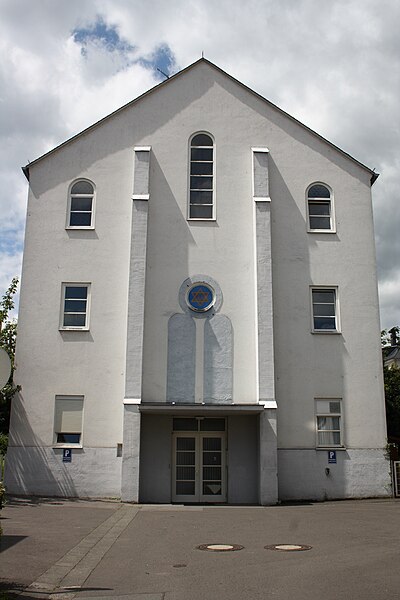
[172,431,227,503]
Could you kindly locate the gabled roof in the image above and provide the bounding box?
[22,58,379,185]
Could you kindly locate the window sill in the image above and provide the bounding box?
[316,446,346,451]
[53,444,83,449]
[311,330,341,335]
[66,226,95,231]
[307,229,336,234]
[187,218,217,222]
[59,327,90,332]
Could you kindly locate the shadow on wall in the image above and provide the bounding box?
[4,391,78,498]
[269,158,350,501]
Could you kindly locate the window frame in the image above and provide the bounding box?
[66,179,96,230]
[53,395,84,448]
[315,399,344,448]
[306,182,335,233]
[310,286,340,334]
[60,283,91,331]
[187,132,216,221]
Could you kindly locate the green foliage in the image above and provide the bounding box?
[0,277,19,436]
[381,326,399,353]
[384,364,400,439]
[0,479,5,510]
[0,433,7,457]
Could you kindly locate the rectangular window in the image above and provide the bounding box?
[70,196,93,227]
[60,283,90,330]
[189,134,214,219]
[54,396,83,445]
[308,200,331,230]
[67,180,95,229]
[307,184,334,232]
[316,399,343,447]
[311,287,339,332]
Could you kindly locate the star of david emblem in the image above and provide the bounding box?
[187,283,215,312]
[190,287,210,307]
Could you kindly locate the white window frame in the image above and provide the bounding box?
[66,179,96,230]
[60,283,91,331]
[187,131,216,221]
[310,286,340,333]
[53,395,84,448]
[315,399,344,448]
[306,182,335,233]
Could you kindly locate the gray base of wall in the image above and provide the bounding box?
[4,446,122,498]
[278,448,392,501]
[4,446,392,502]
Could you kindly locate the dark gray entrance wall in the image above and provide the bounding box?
[228,416,258,504]
[140,414,259,504]
[139,414,172,503]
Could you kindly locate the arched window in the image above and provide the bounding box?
[189,133,214,219]
[307,183,334,232]
[67,180,95,228]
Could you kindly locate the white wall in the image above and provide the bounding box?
[7,60,388,499]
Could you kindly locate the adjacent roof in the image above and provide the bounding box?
[22,58,379,185]
[384,346,400,364]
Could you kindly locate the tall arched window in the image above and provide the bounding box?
[189,133,214,219]
[307,183,334,232]
[67,180,95,228]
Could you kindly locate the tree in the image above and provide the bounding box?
[384,365,400,439]
[0,277,19,438]
[381,327,400,455]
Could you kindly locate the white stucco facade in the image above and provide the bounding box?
[5,59,390,503]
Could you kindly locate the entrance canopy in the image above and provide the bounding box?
[138,403,266,416]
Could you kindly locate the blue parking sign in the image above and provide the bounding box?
[328,450,337,464]
[63,448,72,463]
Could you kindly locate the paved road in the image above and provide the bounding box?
[1,497,400,599]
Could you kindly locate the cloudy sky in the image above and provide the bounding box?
[0,0,398,327]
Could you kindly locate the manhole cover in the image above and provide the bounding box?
[265,544,312,552]
[197,543,244,552]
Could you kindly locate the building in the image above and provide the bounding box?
[5,59,390,503]
[384,328,400,370]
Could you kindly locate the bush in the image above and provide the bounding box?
[0,480,5,510]
[0,433,7,457]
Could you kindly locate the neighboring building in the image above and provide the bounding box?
[384,328,400,370]
[5,59,390,503]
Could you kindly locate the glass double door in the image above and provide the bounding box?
[172,432,226,503]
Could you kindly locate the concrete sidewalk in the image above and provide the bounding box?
[1,497,400,600]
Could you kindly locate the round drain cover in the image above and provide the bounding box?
[265,544,312,552]
[197,543,244,552]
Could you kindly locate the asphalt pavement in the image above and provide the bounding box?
[1,496,400,600]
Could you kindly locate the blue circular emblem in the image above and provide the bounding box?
[187,283,215,312]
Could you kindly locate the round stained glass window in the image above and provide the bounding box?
[186,283,215,312]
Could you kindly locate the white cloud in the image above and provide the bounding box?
[0,0,399,328]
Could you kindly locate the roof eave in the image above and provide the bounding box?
[371,171,379,186]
